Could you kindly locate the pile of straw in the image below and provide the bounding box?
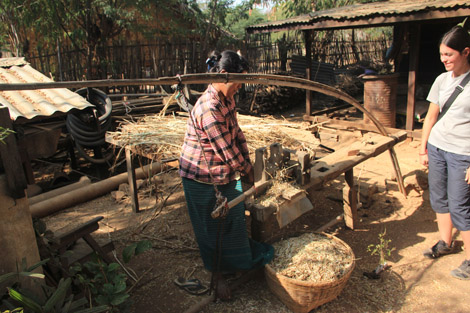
[270,233,354,283]
[107,115,186,161]
[107,114,316,162]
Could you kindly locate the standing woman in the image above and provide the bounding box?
[179,50,274,299]
[420,25,470,280]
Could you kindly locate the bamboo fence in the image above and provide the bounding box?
[25,33,389,91]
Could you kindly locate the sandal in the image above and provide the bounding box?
[174,277,209,295]
[423,240,455,259]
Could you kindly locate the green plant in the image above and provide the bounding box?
[1,309,23,313]
[0,126,14,143]
[0,259,45,313]
[8,220,152,313]
[72,259,128,312]
[71,240,152,312]
[122,240,152,264]
[0,259,47,285]
[1,259,108,313]
[367,228,395,266]
[7,278,108,313]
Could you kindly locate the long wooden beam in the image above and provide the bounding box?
[306,130,408,190]
[305,115,422,139]
[0,74,388,132]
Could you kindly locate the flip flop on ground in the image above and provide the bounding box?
[174,277,209,295]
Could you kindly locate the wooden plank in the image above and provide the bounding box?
[66,240,114,266]
[55,216,103,248]
[0,107,27,198]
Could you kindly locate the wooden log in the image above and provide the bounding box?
[29,176,91,205]
[30,162,164,218]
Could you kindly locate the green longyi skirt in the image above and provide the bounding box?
[182,177,274,272]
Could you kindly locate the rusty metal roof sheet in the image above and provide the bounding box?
[0,57,92,121]
[247,0,470,33]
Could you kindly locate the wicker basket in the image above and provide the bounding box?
[264,233,355,313]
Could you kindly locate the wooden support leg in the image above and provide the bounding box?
[389,149,407,197]
[343,168,358,229]
[83,233,114,264]
[126,147,140,213]
[296,151,311,186]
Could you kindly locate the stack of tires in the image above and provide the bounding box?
[66,88,113,164]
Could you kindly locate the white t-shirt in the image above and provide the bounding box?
[427,70,470,155]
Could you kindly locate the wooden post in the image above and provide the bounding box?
[126,147,140,213]
[304,30,313,117]
[406,23,421,132]
[343,168,358,229]
[0,107,27,198]
[0,108,42,294]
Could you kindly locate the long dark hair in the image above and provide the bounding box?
[206,50,249,73]
[440,25,470,62]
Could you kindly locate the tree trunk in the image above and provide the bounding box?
[201,0,218,67]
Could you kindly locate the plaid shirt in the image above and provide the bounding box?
[179,84,252,184]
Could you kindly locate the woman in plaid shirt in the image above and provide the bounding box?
[179,51,274,300]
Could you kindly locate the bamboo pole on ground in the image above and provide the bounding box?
[30,162,164,218]
[28,176,91,205]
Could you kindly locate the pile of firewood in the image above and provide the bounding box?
[249,83,305,114]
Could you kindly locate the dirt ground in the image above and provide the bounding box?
[40,113,470,313]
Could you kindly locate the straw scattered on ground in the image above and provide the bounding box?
[254,180,303,207]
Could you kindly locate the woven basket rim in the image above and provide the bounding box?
[265,232,356,287]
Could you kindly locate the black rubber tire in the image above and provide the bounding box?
[66,88,114,164]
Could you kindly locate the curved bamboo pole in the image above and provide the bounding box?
[0,73,389,135]
[0,73,406,196]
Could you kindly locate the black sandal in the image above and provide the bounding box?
[174,277,209,295]
[423,240,455,259]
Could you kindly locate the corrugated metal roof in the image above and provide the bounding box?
[0,57,92,121]
[247,0,470,32]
